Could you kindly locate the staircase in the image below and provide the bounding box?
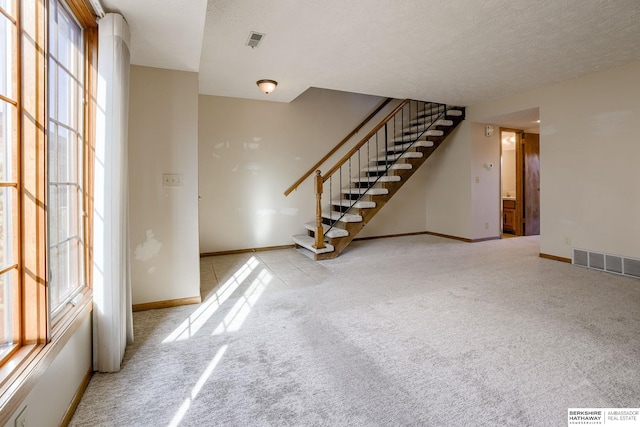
[291,100,465,260]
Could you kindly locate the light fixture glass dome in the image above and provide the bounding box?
[256,79,277,94]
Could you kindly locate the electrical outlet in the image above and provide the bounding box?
[475,176,480,184]
[15,406,27,427]
[484,222,489,229]
[564,236,571,245]
[163,174,183,188]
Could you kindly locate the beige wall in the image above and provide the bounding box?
[470,122,501,239]
[198,89,431,253]
[3,317,91,427]
[128,66,201,304]
[431,61,640,259]
[535,61,640,258]
[359,163,429,238]
[422,121,501,241]
[424,121,472,238]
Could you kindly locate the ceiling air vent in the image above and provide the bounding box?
[246,32,265,49]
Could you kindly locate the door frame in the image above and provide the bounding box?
[522,132,541,236]
[500,127,524,236]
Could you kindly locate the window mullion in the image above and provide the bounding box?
[14,0,23,351]
[20,0,49,345]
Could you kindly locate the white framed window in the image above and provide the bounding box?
[47,0,85,317]
[0,0,96,419]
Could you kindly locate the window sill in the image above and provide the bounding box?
[0,290,92,426]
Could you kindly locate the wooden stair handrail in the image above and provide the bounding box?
[322,99,410,182]
[283,97,393,196]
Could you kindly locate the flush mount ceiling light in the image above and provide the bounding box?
[256,79,278,94]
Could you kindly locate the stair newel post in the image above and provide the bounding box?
[313,170,326,250]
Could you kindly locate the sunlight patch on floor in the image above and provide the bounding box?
[163,257,259,343]
[213,268,272,335]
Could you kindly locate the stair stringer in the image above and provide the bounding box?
[314,109,465,260]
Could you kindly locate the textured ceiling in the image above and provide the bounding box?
[100,0,208,72]
[101,0,640,106]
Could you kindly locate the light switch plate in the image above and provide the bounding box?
[485,125,494,137]
[163,174,183,188]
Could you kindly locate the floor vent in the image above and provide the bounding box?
[573,249,588,267]
[624,258,640,278]
[573,248,640,279]
[605,255,623,274]
[588,252,605,270]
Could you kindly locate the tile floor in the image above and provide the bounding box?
[199,248,333,301]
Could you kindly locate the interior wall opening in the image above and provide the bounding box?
[500,127,540,238]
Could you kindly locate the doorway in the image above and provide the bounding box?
[500,128,540,237]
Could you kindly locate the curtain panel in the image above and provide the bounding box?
[93,13,133,372]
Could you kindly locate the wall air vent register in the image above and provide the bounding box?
[573,248,640,279]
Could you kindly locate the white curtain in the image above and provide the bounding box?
[93,13,133,372]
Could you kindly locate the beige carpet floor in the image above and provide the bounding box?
[70,234,640,426]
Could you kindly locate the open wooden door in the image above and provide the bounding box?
[523,133,540,235]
